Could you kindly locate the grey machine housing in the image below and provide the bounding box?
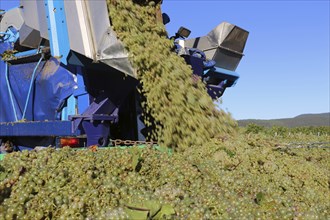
[181,22,249,72]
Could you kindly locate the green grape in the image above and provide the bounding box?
[0,1,329,219]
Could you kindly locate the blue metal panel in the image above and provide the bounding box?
[74,69,89,115]
[205,67,240,87]
[0,42,12,54]
[0,121,80,136]
[44,0,76,120]
[44,0,70,64]
[0,57,77,123]
[211,67,240,78]
[74,69,88,97]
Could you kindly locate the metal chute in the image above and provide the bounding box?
[182,22,249,71]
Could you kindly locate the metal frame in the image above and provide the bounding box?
[0,121,80,136]
[0,1,248,149]
[0,7,80,142]
[44,0,76,120]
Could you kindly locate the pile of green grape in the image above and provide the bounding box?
[0,133,329,219]
[1,1,329,219]
[0,50,17,61]
[107,0,237,150]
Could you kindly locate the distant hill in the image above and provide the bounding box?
[238,113,330,127]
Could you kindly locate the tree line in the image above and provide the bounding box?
[244,124,330,136]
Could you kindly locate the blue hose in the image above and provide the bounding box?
[22,54,44,120]
[5,62,18,121]
[0,32,10,42]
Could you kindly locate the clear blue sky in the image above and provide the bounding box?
[1,0,329,120]
[162,0,330,120]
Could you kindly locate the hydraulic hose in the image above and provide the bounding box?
[5,62,18,121]
[0,32,10,42]
[22,54,44,120]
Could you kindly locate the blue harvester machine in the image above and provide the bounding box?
[0,0,248,151]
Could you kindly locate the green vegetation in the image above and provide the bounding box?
[244,123,330,137]
[0,50,17,61]
[1,1,329,219]
[0,132,329,219]
[238,113,330,127]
